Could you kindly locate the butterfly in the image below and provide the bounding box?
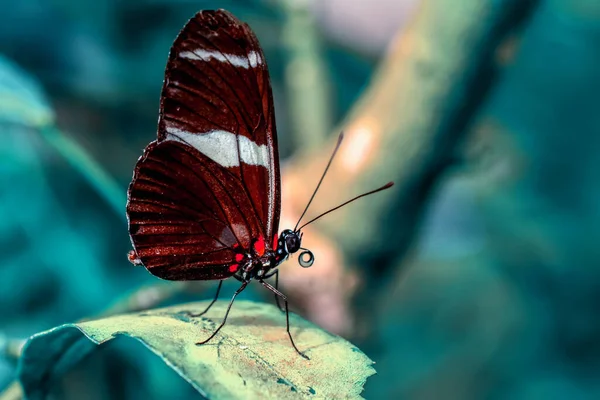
[126,9,393,359]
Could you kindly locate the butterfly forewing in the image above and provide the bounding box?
[127,10,280,280]
[158,10,280,237]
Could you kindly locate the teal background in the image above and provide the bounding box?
[1,0,600,399]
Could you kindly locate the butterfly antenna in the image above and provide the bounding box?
[294,132,345,231]
[297,182,394,231]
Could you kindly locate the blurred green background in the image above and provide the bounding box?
[1,0,600,399]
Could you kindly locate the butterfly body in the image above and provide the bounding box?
[230,233,289,281]
[232,229,311,280]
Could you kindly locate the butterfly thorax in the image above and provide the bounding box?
[233,229,305,282]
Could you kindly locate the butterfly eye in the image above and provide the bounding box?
[298,250,314,268]
[285,234,301,253]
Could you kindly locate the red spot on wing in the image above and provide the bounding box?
[235,253,244,262]
[254,235,266,256]
[272,233,278,251]
[229,264,239,273]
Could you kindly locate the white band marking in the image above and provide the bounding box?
[179,50,262,69]
[166,127,269,168]
[248,51,261,68]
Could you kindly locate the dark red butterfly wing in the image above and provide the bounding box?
[126,10,280,280]
[158,9,280,238]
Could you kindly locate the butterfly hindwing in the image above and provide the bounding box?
[128,140,265,280]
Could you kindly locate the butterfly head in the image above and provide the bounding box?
[279,229,314,268]
[281,229,301,253]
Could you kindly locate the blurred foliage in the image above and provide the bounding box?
[0,56,53,127]
[19,301,373,399]
[366,0,600,399]
[1,0,600,399]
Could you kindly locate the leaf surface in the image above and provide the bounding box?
[18,300,375,399]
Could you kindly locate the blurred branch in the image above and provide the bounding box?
[280,0,332,150]
[38,125,126,218]
[280,0,539,336]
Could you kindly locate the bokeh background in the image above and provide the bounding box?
[2,0,600,399]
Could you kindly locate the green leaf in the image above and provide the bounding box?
[17,300,375,399]
[0,55,123,215]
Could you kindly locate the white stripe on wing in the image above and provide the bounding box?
[179,50,262,69]
[165,127,269,168]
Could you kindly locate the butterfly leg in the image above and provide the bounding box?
[196,281,248,346]
[263,270,284,312]
[259,280,309,360]
[187,280,223,317]
[272,270,284,312]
